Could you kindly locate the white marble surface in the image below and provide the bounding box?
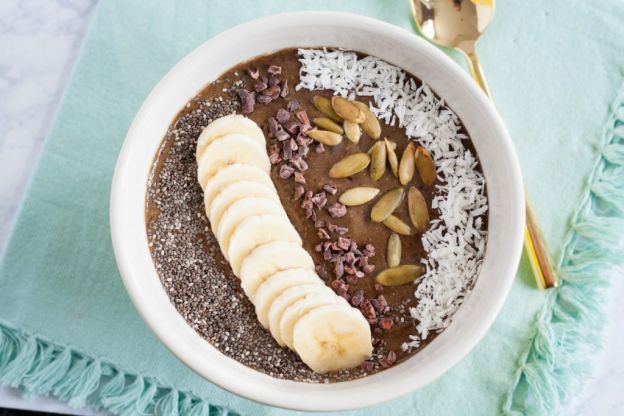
[0,1,622,415]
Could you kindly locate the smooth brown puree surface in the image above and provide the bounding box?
[146,48,486,381]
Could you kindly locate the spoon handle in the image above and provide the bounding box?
[459,43,559,289]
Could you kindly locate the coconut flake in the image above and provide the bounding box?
[297,49,489,350]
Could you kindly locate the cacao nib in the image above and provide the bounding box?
[290,156,308,172]
[305,207,316,220]
[286,138,298,153]
[362,264,375,274]
[322,184,338,195]
[344,266,357,275]
[238,89,256,114]
[331,279,349,297]
[284,121,300,134]
[269,144,281,165]
[361,360,374,372]
[314,220,325,228]
[379,317,394,331]
[311,192,327,209]
[359,299,377,321]
[296,133,312,147]
[374,283,385,293]
[372,295,388,313]
[257,94,272,104]
[262,85,281,100]
[280,79,289,97]
[316,264,328,279]
[334,260,345,278]
[279,164,295,179]
[379,357,392,369]
[286,99,300,112]
[247,66,259,79]
[301,198,313,211]
[315,143,325,153]
[357,256,369,267]
[282,144,293,160]
[294,171,306,184]
[345,274,358,285]
[261,74,268,84]
[336,237,352,251]
[298,145,310,158]
[344,251,356,266]
[387,351,397,364]
[327,203,347,218]
[295,110,310,126]
[293,185,305,200]
[351,290,364,307]
[254,82,267,92]
[323,249,334,261]
[315,243,323,253]
[364,243,376,256]
[268,117,280,136]
[267,64,282,75]
[276,108,290,123]
[268,75,280,87]
[275,128,290,142]
[317,228,330,240]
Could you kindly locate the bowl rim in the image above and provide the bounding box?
[110,11,525,412]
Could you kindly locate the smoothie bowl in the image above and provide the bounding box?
[110,12,524,412]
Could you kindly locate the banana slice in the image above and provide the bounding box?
[197,134,270,189]
[227,215,302,277]
[216,197,287,258]
[208,181,279,233]
[293,304,373,373]
[253,268,323,328]
[239,241,315,298]
[279,290,345,350]
[268,284,329,346]
[203,164,274,213]
[196,114,265,162]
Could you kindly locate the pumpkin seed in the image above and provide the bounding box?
[353,101,381,139]
[387,233,401,267]
[376,265,425,286]
[382,215,412,235]
[369,141,387,181]
[371,188,404,222]
[306,129,343,146]
[339,187,380,206]
[312,117,344,134]
[331,96,365,123]
[385,138,399,177]
[399,142,416,185]
[407,186,430,232]
[312,96,342,122]
[344,120,362,143]
[329,153,370,178]
[415,146,436,186]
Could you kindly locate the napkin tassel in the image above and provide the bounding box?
[0,322,237,415]
[503,85,624,415]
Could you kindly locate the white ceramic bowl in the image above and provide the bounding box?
[110,11,524,412]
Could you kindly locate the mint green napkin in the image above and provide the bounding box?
[1,1,623,415]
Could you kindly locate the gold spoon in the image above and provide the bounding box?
[411,0,559,289]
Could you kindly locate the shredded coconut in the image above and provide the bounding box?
[296,49,488,350]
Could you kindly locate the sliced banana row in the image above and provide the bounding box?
[196,114,372,374]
